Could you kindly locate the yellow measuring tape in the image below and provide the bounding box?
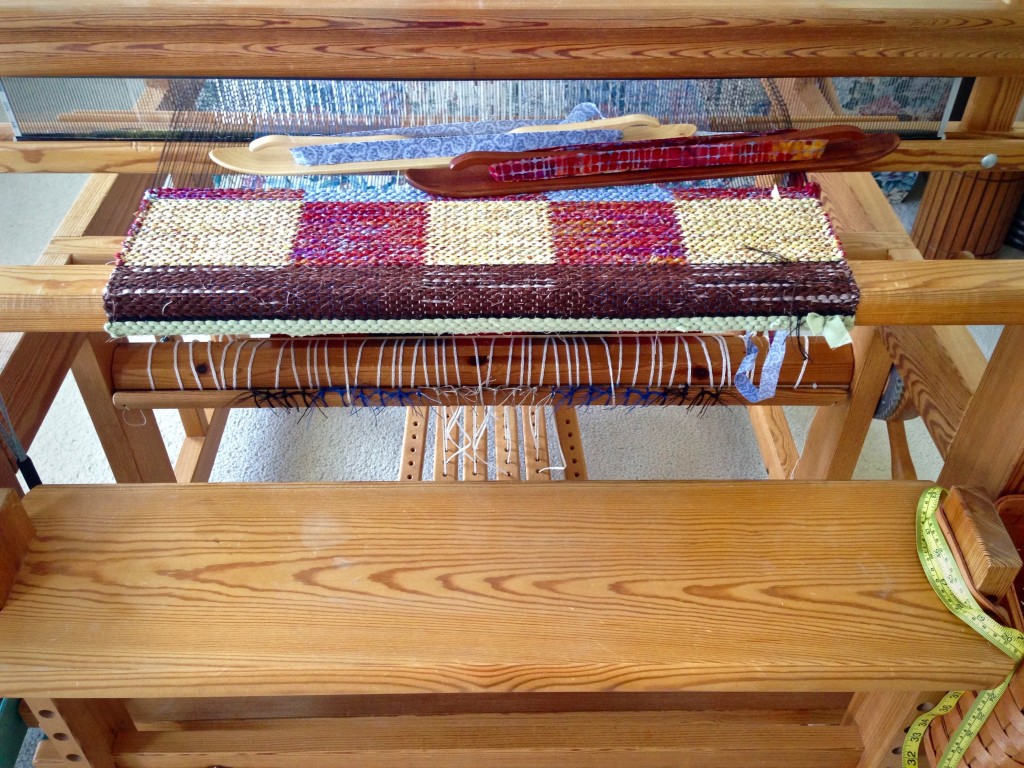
[903,486,1024,768]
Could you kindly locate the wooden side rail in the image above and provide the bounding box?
[0,481,1015,768]
[1,1,1022,78]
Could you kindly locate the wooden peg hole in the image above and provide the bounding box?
[38,709,55,718]
[53,733,69,741]
[66,755,82,762]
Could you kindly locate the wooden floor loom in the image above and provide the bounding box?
[1,2,1024,767]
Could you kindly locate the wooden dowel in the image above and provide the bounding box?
[3,138,1023,174]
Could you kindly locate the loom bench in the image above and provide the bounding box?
[0,481,1014,768]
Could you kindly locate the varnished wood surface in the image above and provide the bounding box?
[109,713,864,768]
[1,2,1022,78]
[6,259,1024,331]
[3,136,1023,174]
[108,336,853,393]
[0,481,1011,697]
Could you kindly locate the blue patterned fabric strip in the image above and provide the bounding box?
[735,330,791,403]
[291,127,624,166]
[336,102,604,139]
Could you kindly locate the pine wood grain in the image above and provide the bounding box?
[939,326,1024,498]
[110,337,852,395]
[554,408,587,481]
[881,324,987,458]
[0,481,1012,698]
[0,490,33,607]
[123,691,853,728]
[943,487,1022,600]
[748,406,799,479]
[1,1,1022,78]
[173,407,228,483]
[110,714,864,768]
[400,408,428,482]
[792,327,892,480]
[71,334,174,484]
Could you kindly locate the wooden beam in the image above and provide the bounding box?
[109,337,851,395]
[3,138,1023,174]
[7,261,1024,331]
[71,334,175,484]
[938,326,1024,498]
[791,327,892,480]
[1,1,1022,78]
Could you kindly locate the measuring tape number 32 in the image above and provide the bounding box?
[903,486,1024,768]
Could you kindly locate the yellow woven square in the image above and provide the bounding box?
[425,200,555,265]
[120,199,304,267]
[673,198,843,265]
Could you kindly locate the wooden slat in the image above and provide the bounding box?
[0,481,1012,698]
[400,408,428,482]
[8,261,1024,330]
[494,408,520,481]
[521,406,552,481]
[24,698,132,768]
[554,408,587,481]
[124,691,853,728]
[1,2,1022,78]
[112,714,863,768]
[4,138,1023,174]
[748,406,799,480]
[113,386,849,410]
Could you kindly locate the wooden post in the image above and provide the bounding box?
[24,699,133,768]
[0,490,32,608]
[71,334,174,483]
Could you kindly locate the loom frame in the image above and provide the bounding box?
[0,2,1024,767]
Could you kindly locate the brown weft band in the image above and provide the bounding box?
[105,262,859,324]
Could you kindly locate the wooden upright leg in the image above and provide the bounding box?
[25,698,133,768]
[844,691,941,768]
[792,327,892,480]
[72,334,174,483]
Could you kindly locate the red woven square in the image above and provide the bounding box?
[549,201,687,265]
[292,201,429,265]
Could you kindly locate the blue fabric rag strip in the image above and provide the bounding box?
[337,102,604,139]
[291,127,624,166]
[735,330,791,403]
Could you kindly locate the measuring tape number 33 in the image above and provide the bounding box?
[903,486,1024,768]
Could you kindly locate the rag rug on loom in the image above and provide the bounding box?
[103,182,858,339]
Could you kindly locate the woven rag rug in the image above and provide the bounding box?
[103,181,858,339]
